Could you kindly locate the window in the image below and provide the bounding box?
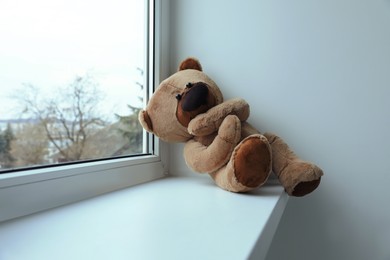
[0,0,148,171]
[0,0,168,222]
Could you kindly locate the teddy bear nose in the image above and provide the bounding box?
[181,82,209,111]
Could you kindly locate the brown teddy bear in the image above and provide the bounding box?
[139,57,323,196]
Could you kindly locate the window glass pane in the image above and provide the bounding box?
[0,0,147,172]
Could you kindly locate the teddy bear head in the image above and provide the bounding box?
[139,58,223,142]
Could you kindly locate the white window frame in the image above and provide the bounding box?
[0,0,169,222]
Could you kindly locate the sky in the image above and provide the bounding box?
[0,0,146,121]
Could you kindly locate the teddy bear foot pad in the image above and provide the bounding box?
[233,134,272,189]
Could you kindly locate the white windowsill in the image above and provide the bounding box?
[0,175,288,260]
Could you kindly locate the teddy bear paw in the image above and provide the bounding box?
[218,115,241,145]
[280,161,323,196]
[233,134,272,188]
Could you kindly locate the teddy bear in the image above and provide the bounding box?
[139,57,323,196]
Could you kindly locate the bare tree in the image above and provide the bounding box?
[15,75,106,162]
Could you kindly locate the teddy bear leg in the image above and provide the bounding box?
[209,134,272,192]
[264,133,323,196]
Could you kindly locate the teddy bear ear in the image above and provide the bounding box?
[138,110,153,133]
[178,57,203,72]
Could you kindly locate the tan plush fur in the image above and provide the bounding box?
[139,57,323,196]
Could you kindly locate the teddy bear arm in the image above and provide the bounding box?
[188,98,250,136]
[184,115,241,173]
[184,140,230,173]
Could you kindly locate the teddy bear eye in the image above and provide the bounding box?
[175,94,182,100]
[186,82,193,88]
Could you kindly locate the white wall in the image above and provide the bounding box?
[167,0,390,259]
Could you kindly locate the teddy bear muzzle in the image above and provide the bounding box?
[176,82,217,127]
[181,82,209,111]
